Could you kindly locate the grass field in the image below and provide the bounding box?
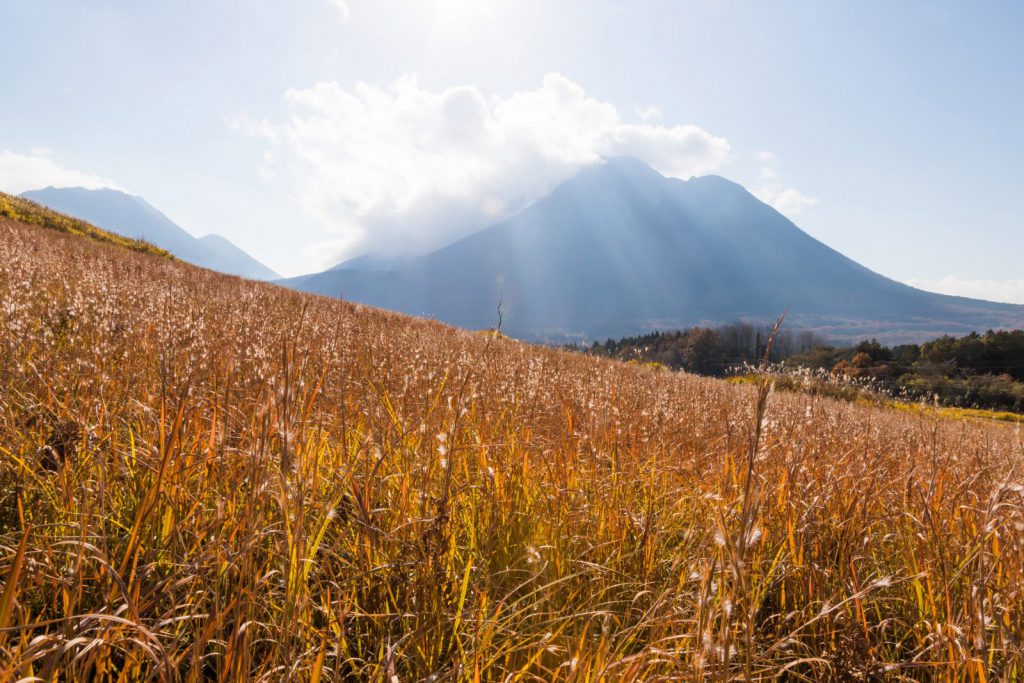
[1,215,1023,681]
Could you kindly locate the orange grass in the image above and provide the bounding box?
[1,216,1023,681]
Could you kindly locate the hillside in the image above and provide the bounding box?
[21,186,278,280]
[1,191,173,258]
[1,216,1023,679]
[285,157,1024,343]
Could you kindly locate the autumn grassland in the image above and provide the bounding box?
[1,214,1023,681]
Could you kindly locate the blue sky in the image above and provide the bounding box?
[1,1,1022,301]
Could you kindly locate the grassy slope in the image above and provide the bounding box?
[0,190,173,259]
[1,217,1023,680]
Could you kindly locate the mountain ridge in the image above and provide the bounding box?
[282,157,1024,343]
[20,186,278,280]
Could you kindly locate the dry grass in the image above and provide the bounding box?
[1,216,1023,681]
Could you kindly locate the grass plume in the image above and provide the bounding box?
[1,218,1023,680]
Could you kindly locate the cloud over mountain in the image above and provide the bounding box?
[238,73,730,266]
[0,149,126,195]
[752,158,817,216]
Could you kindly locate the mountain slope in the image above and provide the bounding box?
[283,157,1024,343]
[20,186,278,280]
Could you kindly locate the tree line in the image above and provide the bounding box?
[574,323,829,375]
[788,330,1024,413]
[574,327,1024,414]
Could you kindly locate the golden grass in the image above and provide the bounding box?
[1,218,1023,680]
[887,401,1024,425]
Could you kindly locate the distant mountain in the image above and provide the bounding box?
[20,187,278,280]
[195,234,279,281]
[283,157,1024,343]
[329,253,411,272]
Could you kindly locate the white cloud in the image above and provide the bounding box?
[755,186,818,216]
[636,105,663,123]
[904,277,1024,305]
[0,149,127,195]
[752,157,816,217]
[327,0,349,23]
[241,73,730,267]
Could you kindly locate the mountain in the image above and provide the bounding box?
[282,157,1024,343]
[20,187,278,280]
[195,234,278,280]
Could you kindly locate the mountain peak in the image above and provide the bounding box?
[578,159,753,203]
[285,156,1024,343]
[599,155,664,174]
[30,185,137,200]
[582,156,668,184]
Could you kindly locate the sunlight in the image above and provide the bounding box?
[431,0,495,39]
[8,3,1024,678]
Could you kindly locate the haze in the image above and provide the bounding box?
[1,1,1022,301]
